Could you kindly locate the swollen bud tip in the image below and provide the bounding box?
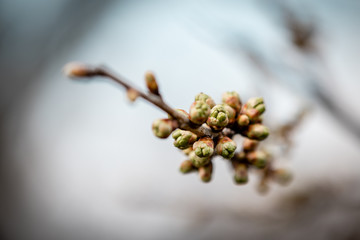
[222,91,242,112]
[246,124,269,140]
[152,119,176,139]
[207,105,229,130]
[193,137,214,158]
[216,136,237,159]
[172,129,198,149]
[195,93,215,108]
[189,101,211,124]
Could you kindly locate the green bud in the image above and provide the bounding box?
[242,139,259,152]
[234,163,248,184]
[273,169,293,186]
[193,137,214,158]
[222,104,236,124]
[215,136,237,159]
[195,93,215,108]
[237,114,250,127]
[189,101,211,125]
[207,105,229,130]
[189,151,210,167]
[172,129,198,149]
[199,162,213,182]
[242,97,266,122]
[246,151,267,168]
[245,124,269,140]
[179,160,194,173]
[152,119,176,139]
[222,91,242,112]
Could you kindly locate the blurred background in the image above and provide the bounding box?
[1,0,360,239]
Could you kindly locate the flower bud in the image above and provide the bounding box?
[242,97,265,122]
[222,91,242,112]
[189,151,210,167]
[63,62,96,78]
[189,101,211,124]
[195,93,215,108]
[179,160,194,173]
[199,162,213,182]
[152,119,176,139]
[145,71,159,95]
[172,129,198,149]
[245,124,269,140]
[242,139,259,152]
[207,105,229,130]
[237,114,250,127]
[273,169,293,186]
[216,136,237,159]
[246,151,267,168]
[168,109,189,120]
[234,163,248,184]
[193,137,214,158]
[222,104,236,125]
[126,88,139,102]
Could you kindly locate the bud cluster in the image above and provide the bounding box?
[151,90,291,191]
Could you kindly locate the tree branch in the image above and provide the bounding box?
[64,63,221,138]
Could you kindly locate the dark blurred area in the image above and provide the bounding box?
[1,0,360,240]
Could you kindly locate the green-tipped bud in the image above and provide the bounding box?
[193,137,214,158]
[152,119,176,139]
[172,129,198,149]
[247,97,265,113]
[199,162,213,182]
[246,151,267,168]
[234,163,248,184]
[242,97,266,122]
[189,151,210,167]
[207,105,229,130]
[168,109,189,120]
[242,139,259,152]
[179,160,194,173]
[222,104,236,124]
[237,114,250,127]
[215,137,237,159]
[195,93,215,108]
[189,101,211,124]
[273,169,293,186]
[145,71,159,95]
[222,91,242,112]
[245,124,269,140]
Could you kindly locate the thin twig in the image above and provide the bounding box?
[71,64,222,138]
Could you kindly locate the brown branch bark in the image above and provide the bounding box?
[66,63,222,138]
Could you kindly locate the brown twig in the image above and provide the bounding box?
[64,63,222,138]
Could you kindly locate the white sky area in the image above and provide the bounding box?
[8,0,360,239]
